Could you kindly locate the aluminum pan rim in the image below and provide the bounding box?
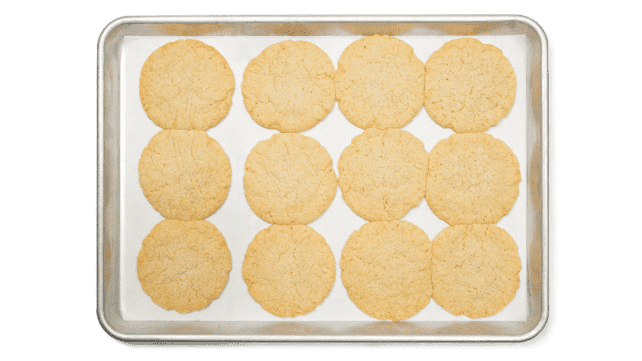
[97,14,548,343]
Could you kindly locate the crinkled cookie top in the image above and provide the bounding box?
[431,224,521,318]
[339,128,429,221]
[340,220,432,321]
[140,39,235,130]
[335,35,425,129]
[244,133,337,225]
[138,130,231,220]
[137,220,232,313]
[242,40,335,133]
[426,133,520,225]
[242,225,336,317]
[425,38,516,133]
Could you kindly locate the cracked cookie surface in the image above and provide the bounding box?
[242,225,336,317]
[243,133,337,225]
[335,35,425,129]
[140,39,235,130]
[137,220,232,313]
[138,130,231,220]
[242,40,335,133]
[425,38,517,133]
[425,133,520,225]
[432,224,521,318]
[340,221,432,321]
[339,128,429,221]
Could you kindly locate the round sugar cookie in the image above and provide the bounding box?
[335,35,425,130]
[137,220,232,313]
[242,225,336,317]
[432,224,521,318]
[242,40,335,133]
[139,39,235,130]
[338,128,429,221]
[424,38,517,133]
[425,133,520,226]
[243,133,337,225]
[138,130,231,221]
[340,221,432,321]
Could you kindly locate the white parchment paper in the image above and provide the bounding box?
[120,34,529,322]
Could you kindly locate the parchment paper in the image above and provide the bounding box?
[120,34,529,322]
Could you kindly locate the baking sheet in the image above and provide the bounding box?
[119,34,529,322]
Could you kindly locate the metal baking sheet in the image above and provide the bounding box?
[97,15,548,343]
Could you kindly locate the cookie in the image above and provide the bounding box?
[425,133,520,225]
[335,35,425,129]
[138,130,231,220]
[243,133,337,225]
[139,39,235,130]
[431,224,521,318]
[242,40,335,133]
[338,128,429,221]
[424,38,517,133]
[137,220,232,313]
[242,225,336,317]
[340,221,432,321]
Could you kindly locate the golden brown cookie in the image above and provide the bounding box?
[243,133,337,225]
[242,40,335,133]
[338,128,429,221]
[138,130,231,220]
[432,224,521,318]
[137,220,232,313]
[139,39,235,130]
[340,221,432,321]
[425,133,520,225]
[335,35,425,130]
[424,38,517,133]
[242,225,336,317]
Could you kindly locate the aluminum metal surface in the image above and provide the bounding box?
[97,15,548,343]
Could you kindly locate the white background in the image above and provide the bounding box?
[121,34,529,323]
